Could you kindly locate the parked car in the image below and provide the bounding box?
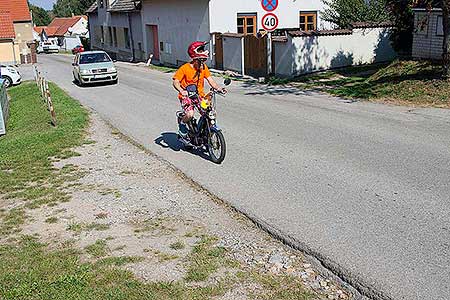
[0,65,21,88]
[72,51,118,86]
[72,45,84,55]
[42,41,59,53]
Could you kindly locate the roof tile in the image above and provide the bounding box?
[0,11,15,39]
[47,16,85,36]
[0,0,31,22]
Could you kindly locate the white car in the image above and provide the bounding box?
[0,65,21,88]
[42,41,60,53]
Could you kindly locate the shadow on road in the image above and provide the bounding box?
[154,132,212,162]
[241,81,317,96]
[72,80,118,88]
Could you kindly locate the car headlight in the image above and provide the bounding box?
[81,69,90,75]
[7,68,17,74]
[108,67,117,73]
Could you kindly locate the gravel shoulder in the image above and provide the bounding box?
[19,110,353,300]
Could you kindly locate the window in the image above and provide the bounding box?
[100,26,105,44]
[108,27,113,46]
[416,13,429,35]
[300,12,317,31]
[79,52,111,64]
[160,41,164,52]
[124,28,130,49]
[237,14,257,35]
[113,27,117,47]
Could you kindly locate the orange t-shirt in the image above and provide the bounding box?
[173,63,211,99]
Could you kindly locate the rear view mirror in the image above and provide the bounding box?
[224,78,232,86]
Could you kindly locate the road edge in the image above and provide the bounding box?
[95,114,394,300]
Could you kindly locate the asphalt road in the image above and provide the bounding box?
[30,54,450,300]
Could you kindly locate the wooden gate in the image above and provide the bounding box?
[214,34,224,70]
[244,35,267,77]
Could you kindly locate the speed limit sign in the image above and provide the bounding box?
[262,13,279,32]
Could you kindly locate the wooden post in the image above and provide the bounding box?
[45,86,57,127]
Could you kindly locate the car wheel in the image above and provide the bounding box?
[2,76,12,88]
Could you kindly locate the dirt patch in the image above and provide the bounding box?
[19,112,352,299]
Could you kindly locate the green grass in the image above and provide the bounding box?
[45,216,58,224]
[97,256,145,266]
[85,240,109,258]
[67,222,110,233]
[249,272,314,300]
[185,236,227,282]
[0,236,227,300]
[170,241,185,250]
[272,60,450,107]
[132,217,176,235]
[0,82,88,220]
[148,64,177,73]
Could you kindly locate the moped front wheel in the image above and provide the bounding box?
[208,130,226,164]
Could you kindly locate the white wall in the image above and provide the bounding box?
[62,36,82,50]
[275,28,397,76]
[88,8,144,61]
[222,35,243,73]
[141,0,210,65]
[70,17,89,37]
[209,0,329,33]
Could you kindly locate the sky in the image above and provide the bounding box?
[29,0,57,10]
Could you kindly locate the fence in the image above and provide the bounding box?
[0,79,9,135]
[33,65,57,127]
[273,26,397,77]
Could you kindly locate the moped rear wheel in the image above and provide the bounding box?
[208,130,226,164]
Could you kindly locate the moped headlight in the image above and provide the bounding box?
[208,111,216,119]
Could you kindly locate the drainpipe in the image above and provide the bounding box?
[127,12,135,62]
[241,36,245,76]
[12,40,17,65]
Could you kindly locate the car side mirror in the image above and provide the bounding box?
[224,78,232,86]
[72,63,76,66]
[113,60,117,63]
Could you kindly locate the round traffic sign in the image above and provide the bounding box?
[261,0,278,12]
[261,13,279,32]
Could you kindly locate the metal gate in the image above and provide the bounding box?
[244,35,267,78]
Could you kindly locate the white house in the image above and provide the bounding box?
[209,0,330,34]
[140,0,329,66]
[87,0,145,62]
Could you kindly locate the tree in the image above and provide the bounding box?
[388,0,450,77]
[321,0,390,29]
[29,4,51,26]
[53,0,94,17]
[385,0,415,55]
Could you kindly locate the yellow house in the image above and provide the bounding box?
[0,0,35,64]
[0,11,20,65]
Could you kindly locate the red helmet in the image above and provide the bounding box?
[188,41,209,60]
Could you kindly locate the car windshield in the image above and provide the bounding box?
[79,53,111,64]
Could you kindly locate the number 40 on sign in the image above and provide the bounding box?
[262,13,279,32]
